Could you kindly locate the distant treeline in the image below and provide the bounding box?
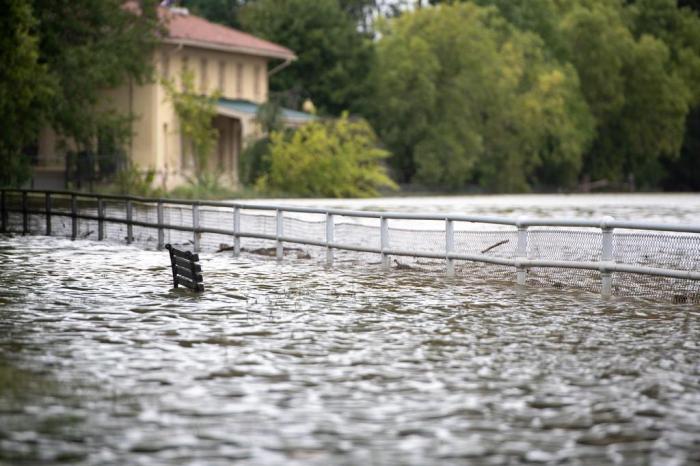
[189,0,700,192]
[2,0,700,193]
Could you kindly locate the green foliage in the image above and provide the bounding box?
[239,137,272,186]
[239,100,284,186]
[96,113,132,180]
[168,173,241,199]
[181,0,247,28]
[371,3,594,191]
[162,71,221,184]
[32,0,161,150]
[256,114,398,197]
[255,100,284,134]
[1,0,159,187]
[471,0,700,188]
[662,107,700,190]
[0,0,52,187]
[108,165,164,197]
[240,0,373,114]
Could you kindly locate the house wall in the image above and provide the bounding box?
[34,44,271,190]
[159,44,269,103]
[100,73,159,171]
[153,44,269,189]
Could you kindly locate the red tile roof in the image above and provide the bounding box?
[159,7,295,60]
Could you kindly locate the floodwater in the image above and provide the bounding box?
[253,192,700,223]
[1,194,700,466]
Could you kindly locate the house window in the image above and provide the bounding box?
[161,52,170,79]
[200,58,208,93]
[218,61,226,93]
[236,63,243,97]
[254,65,260,100]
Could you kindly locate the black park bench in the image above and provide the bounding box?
[165,244,204,292]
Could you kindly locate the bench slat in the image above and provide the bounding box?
[168,246,199,262]
[176,275,204,292]
[175,264,203,282]
[173,256,202,272]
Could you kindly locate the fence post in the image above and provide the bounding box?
[45,192,52,236]
[326,213,334,266]
[126,200,133,244]
[516,216,528,285]
[600,216,615,297]
[380,216,390,269]
[21,191,28,235]
[97,197,104,241]
[0,190,5,233]
[71,194,77,240]
[192,203,200,253]
[446,218,455,277]
[276,209,283,260]
[233,206,241,256]
[156,201,164,249]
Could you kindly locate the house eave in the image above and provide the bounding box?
[216,106,253,121]
[162,38,296,61]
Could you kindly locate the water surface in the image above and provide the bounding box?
[1,194,700,465]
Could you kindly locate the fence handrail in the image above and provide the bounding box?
[3,188,700,302]
[3,188,700,233]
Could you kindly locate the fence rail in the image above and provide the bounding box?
[2,189,699,303]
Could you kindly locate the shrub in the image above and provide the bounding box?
[256,114,397,197]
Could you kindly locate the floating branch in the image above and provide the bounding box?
[481,239,509,254]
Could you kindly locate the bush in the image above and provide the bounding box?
[168,173,240,200]
[256,114,398,197]
[239,137,272,186]
[107,165,164,197]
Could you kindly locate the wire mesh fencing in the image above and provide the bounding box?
[2,189,700,304]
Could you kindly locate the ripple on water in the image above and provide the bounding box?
[0,234,699,465]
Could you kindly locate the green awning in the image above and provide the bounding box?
[217,98,317,125]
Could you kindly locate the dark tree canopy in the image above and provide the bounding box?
[4,0,700,192]
[0,0,51,187]
[369,3,594,190]
[239,0,373,115]
[32,0,161,149]
[180,0,247,28]
[399,0,700,190]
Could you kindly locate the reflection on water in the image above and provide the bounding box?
[1,194,700,465]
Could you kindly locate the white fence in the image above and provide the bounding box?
[2,189,699,303]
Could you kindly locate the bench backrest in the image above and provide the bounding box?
[165,244,204,292]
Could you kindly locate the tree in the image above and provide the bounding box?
[32,0,161,151]
[370,3,593,191]
[628,0,700,188]
[256,114,398,197]
[180,0,247,28]
[239,0,373,115]
[0,0,51,187]
[473,0,700,188]
[239,100,284,186]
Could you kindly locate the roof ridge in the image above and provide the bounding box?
[159,6,295,60]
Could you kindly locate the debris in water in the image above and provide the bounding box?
[393,259,413,270]
[218,245,311,259]
[481,240,509,254]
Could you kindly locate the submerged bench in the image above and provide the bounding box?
[165,244,204,292]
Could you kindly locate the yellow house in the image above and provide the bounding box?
[33,5,312,190]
